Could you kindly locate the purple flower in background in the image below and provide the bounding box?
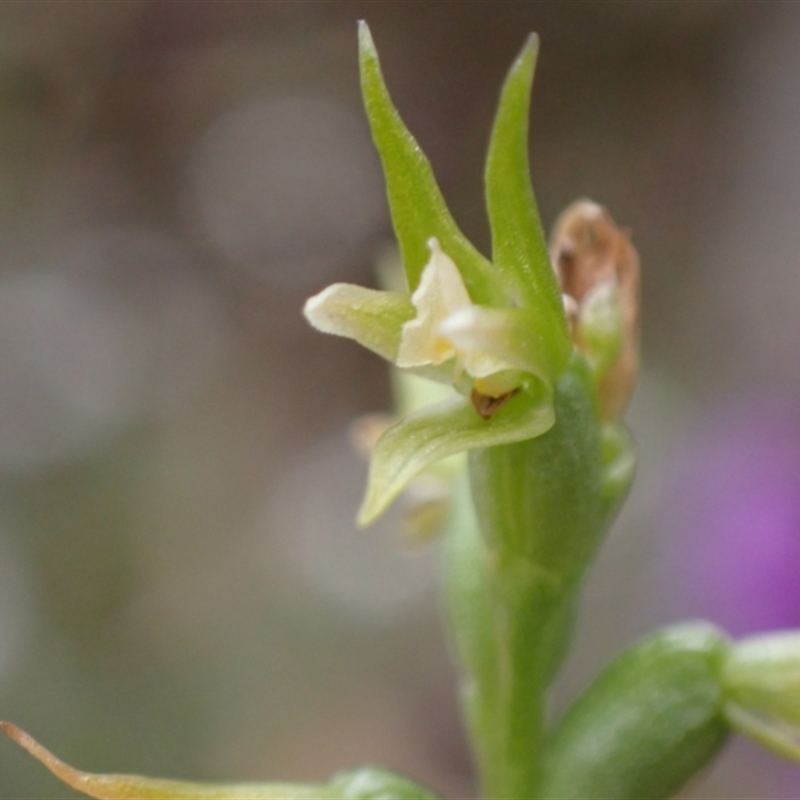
[663,398,800,637]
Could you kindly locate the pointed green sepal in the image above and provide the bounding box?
[485,34,570,369]
[304,283,414,362]
[1,723,336,800]
[358,386,554,526]
[358,21,504,306]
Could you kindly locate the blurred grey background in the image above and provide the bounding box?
[1,2,800,798]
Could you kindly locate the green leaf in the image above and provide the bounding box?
[303,283,414,361]
[1,723,336,800]
[358,22,504,306]
[484,34,570,370]
[358,384,554,526]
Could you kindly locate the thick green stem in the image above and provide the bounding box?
[444,485,530,798]
[479,586,578,799]
[445,478,584,799]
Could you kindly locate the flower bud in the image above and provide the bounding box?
[332,767,441,800]
[540,623,730,800]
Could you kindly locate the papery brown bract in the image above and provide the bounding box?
[550,200,640,418]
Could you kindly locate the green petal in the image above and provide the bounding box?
[1,723,335,800]
[484,34,570,369]
[358,385,554,526]
[358,22,504,306]
[304,283,414,361]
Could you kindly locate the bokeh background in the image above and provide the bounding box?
[0,2,799,797]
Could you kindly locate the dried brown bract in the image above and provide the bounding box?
[550,199,640,419]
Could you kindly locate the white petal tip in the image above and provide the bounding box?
[302,287,333,329]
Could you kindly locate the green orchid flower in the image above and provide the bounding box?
[304,23,576,527]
